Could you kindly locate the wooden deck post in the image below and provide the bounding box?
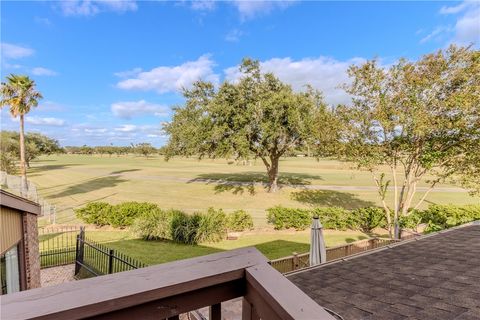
[292,252,299,271]
[209,303,221,320]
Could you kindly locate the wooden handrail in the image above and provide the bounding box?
[1,247,335,320]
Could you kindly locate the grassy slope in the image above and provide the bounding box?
[29,154,479,226]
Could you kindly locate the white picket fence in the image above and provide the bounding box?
[0,171,56,223]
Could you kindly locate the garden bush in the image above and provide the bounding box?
[312,207,353,230]
[132,207,228,244]
[195,208,227,243]
[131,208,178,240]
[75,202,113,226]
[266,204,480,233]
[417,204,480,233]
[109,202,159,228]
[171,210,199,244]
[227,210,254,232]
[351,207,386,233]
[267,206,311,230]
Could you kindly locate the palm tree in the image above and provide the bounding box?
[0,74,43,195]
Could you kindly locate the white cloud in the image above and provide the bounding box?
[1,43,34,59]
[115,124,137,132]
[59,0,137,16]
[25,116,65,126]
[114,67,142,78]
[84,128,108,133]
[428,1,480,46]
[111,100,169,119]
[225,56,365,105]
[38,101,66,112]
[31,67,58,76]
[439,2,471,15]
[116,55,218,94]
[190,0,216,11]
[232,0,296,20]
[420,26,452,44]
[452,5,480,45]
[225,29,244,42]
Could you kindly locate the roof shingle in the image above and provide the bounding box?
[288,224,480,320]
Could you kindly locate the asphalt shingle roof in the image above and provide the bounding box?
[288,223,480,320]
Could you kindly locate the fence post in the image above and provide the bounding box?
[75,227,85,276]
[108,249,114,274]
[292,252,299,271]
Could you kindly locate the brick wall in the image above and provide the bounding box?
[22,212,40,289]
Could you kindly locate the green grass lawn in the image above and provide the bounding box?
[77,229,373,264]
[28,154,479,227]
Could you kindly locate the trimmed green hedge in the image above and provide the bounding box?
[268,204,480,233]
[401,204,480,233]
[267,206,384,232]
[267,206,311,230]
[75,201,159,228]
[75,202,113,226]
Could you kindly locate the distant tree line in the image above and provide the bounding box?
[64,143,165,158]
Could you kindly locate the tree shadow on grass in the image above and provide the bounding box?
[291,190,375,209]
[28,164,82,177]
[51,175,128,199]
[188,172,323,195]
[110,169,141,175]
[344,236,369,243]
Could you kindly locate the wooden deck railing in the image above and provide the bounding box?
[270,237,399,273]
[1,247,336,320]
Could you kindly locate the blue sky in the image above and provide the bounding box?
[1,1,479,146]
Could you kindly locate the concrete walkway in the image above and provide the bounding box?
[40,264,75,287]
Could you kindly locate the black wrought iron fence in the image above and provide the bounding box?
[74,228,147,279]
[39,226,80,268]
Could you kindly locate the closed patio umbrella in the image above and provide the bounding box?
[309,217,326,266]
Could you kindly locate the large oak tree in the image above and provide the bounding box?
[164,59,334,192]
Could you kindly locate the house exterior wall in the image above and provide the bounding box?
[0,190,41,292]
[22,212,40,289]
[0,207,23,254]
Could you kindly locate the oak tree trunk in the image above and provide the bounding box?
[267,157,279,193]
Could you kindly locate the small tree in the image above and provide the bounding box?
[134,143,156,158]
[338,46,480,238]
[164,59,333,192]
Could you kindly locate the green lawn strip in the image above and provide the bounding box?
[82,229,373,265]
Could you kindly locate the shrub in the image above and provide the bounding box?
[351,207,386,233]
[399,204,480,233]
[195,208,227,243]
[399,210,423,230]
[419,204,480,233]
[312,207,353,230]
[267,206,311,230]
[131,208,176,240]
[177,212,197,244]
[227,210,254,232]
[75,202,113,226]
[109,202,159,228]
